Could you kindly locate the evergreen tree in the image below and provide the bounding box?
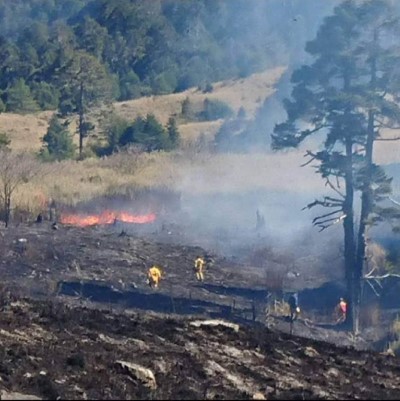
[181,96,195,120]
[6,78,39,113]
[166,117,180,149]
[42,115,75,160]
[119,114,170,152]
[58,51,113,157]
[31,81,60,110]
[272,0,400,332]
[141,114,169,151]
[101,111,129,155]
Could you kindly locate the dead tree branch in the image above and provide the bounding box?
[312,209,342,224]
[325,177,345,198]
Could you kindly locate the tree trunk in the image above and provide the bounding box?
[343,136,356,330]
[78,82,84,158]
[355,112,374,333]
[4,193,10,228]
[354,33,377,334]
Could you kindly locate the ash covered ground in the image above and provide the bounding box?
[0,297,399,400]
[0,199,399,399]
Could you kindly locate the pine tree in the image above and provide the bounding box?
[166,117,180,149]
[6,78,39,113]
[58,51,113,158]
[42,115,75,160]
[272,0,400,332]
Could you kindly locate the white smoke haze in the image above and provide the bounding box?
[55,1,400,286]
[161,0,400,282]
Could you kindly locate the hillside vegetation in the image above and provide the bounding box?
[0,67,284,152]
[0,0,338,113]
[0,63,399,215]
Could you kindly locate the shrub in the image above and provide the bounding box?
[119,114,171,152]
[0,133,11,150]
[166,117,180,149]
[198,98,234,121]
[100,112,129,155]
[181,96,195,120]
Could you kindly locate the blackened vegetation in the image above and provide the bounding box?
[0,298,398,399]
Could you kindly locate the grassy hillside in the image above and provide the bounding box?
[0,65,399,214]
[0,67,285,153]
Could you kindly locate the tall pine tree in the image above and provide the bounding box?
[272,0,400,332]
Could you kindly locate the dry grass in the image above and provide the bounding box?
[0,67,285,154]
[2,64,398,214]
[114,67,286,125]
[6,147,321,213]
[178,120,223,145]
[0,111,54,152]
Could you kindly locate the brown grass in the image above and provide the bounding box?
[0,67,285,154]
[0,111,54,152]
[1,64,398,215]
[114,67,286,125]
[11,148,321,212]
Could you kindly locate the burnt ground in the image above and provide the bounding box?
[0,298,399,400]
[0,222,399,399]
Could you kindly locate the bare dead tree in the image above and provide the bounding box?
[0,150,48,227]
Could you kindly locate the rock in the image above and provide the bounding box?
[326,367,340,378]
[252,392,267,400]
[304,347,320,358]
[381,348,396,357]
[115,361,157,390]
[0,390,41,400]
[189,319,239,332]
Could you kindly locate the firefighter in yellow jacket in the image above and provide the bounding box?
[194,256,205,282]
[148,265,162,289]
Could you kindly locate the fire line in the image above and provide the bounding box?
[60,210,156,227]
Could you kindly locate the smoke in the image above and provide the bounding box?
[154,0,354,277]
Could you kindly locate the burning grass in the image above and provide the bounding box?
[60,210,156,227]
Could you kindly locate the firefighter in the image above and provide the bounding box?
[288,292,300,322]
[147,266,162,289]
[335,297,347,324]
[194,256,206,282]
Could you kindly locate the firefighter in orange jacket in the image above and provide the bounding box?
[194,256,205,282]
[148,266,162,289]
[335,297,347,324]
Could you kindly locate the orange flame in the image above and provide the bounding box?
[60,210,156,227]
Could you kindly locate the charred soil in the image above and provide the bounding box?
[0,223,398,399]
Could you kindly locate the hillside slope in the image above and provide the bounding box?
[0,297,398,400]
[0,67,285,153]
